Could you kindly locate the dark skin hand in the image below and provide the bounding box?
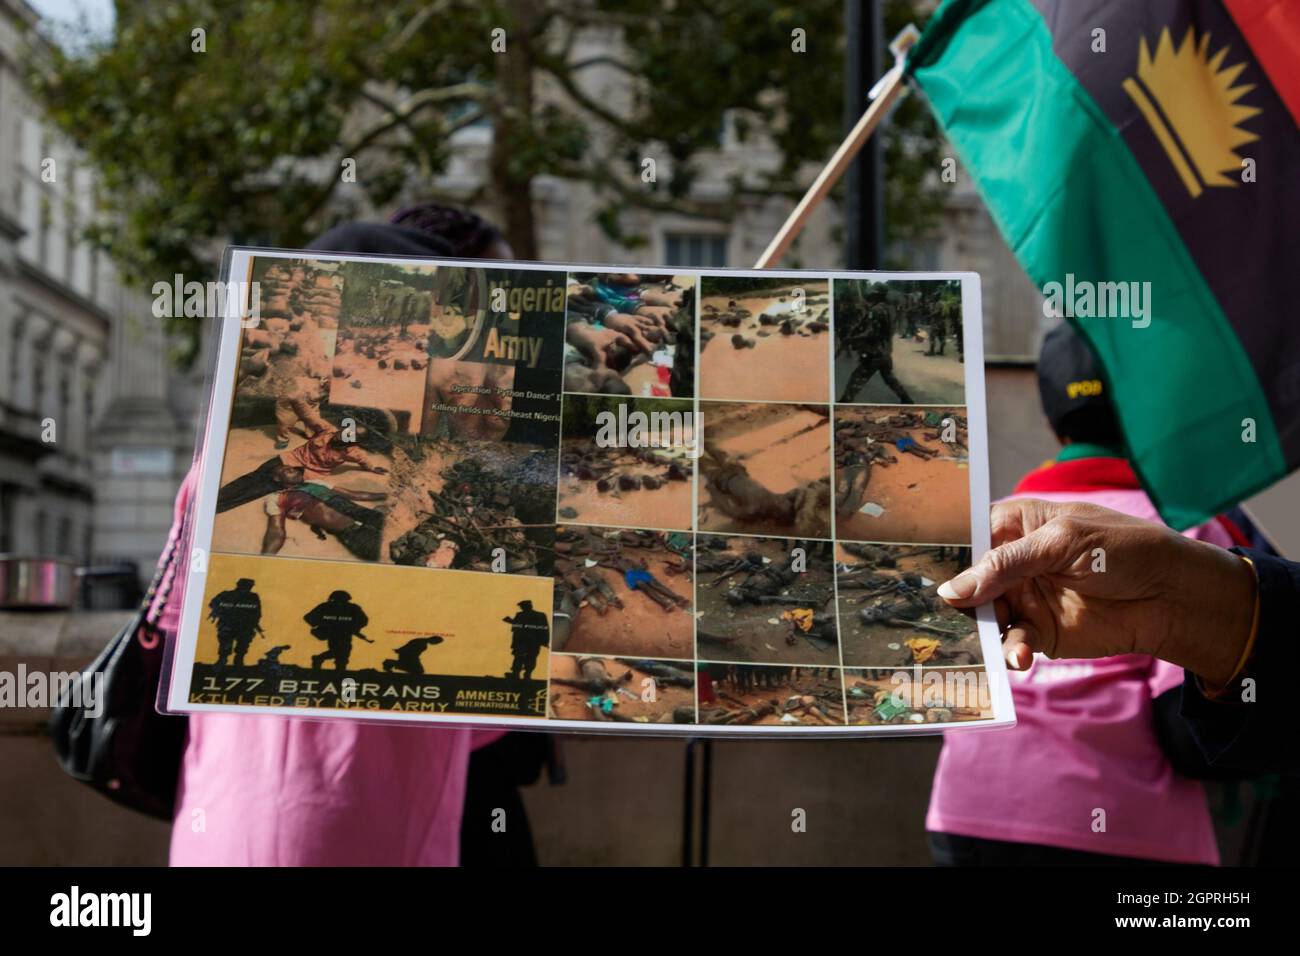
[937,499,1257,689]
[566,322,637,370]
[639,289,682,309]
[602,313,657,354]
[635,304,674,323]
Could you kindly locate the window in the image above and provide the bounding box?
[0,488,11,553]
[59,370,71,431]
[9,324,20,393]
[664,232,728,268]
[32,357,46,409]
[83,377,96,431]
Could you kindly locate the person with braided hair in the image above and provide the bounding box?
[388,203,515,260]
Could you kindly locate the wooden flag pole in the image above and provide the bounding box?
[753,26,919,269]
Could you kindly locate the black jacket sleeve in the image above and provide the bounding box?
[1180,548,1300,775]
[1153,685,1260,780]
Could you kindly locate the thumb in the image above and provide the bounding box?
[1001,620,1043,670]
[937,528,1068,607]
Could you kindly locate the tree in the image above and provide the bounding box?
[883,0,947,259]
[33,0,943,364]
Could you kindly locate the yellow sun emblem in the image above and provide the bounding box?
[1122,26,1261,198]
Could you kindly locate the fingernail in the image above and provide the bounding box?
[937,572,977,601]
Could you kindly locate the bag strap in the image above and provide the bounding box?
[142,510,186,634]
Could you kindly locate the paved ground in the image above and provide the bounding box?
[836,331,966,405]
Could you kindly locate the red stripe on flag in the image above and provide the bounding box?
[1225,0,1300,129]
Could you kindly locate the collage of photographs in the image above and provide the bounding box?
[183,257,994,730]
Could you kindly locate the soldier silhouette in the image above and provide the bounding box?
[208,578,263,667]
[258,644,292,665]
[502,599,549,680]
[305,590,372,671]
[382,636,445,675]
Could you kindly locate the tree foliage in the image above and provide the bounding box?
[33,0,944,364]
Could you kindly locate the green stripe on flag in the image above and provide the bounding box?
[908,0,1285,528]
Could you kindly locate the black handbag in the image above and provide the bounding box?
[49,523,189,820]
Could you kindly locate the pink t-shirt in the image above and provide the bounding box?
[927,482,1232,865]
[160,468,495,866]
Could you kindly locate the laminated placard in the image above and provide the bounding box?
[161,248,1014,735]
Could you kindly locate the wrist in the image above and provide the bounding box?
[1151,536,1257,685]
[1199,555,1261,698]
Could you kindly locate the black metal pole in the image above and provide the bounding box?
[844,0,885,269]
[699,738,713,867]
[681,736,715,866]
[681,737,697,866]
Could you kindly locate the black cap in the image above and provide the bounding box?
[1036,323,1121,445]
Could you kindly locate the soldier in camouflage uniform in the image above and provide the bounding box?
[838,283,914,404]
[949,296,964,362]
[397,286,428,338]
[889,288,908,338]
[905,291,923,339]
[926,294,948,356]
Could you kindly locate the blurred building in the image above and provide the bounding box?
[0,2,1068,580]
[430,23,844,274]
[914,172,1058,495]
[0,0,187,576]
[429,24,1045,351]
[424,19,1054,492]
